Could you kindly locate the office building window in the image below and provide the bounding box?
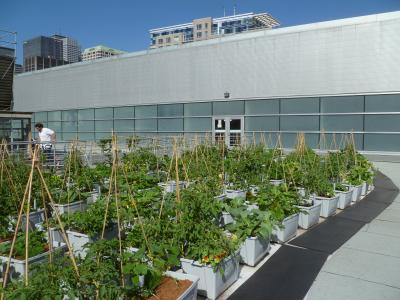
[166,37,171,43]
[197,32,202,38]
[158,38,163,44]
[197,24,202,30]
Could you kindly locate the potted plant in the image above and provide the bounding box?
[225,206,273,266]
[256,185,300,243]
[335,183,353,209]
[0,230,66,281]
[296,197,322,230]
[312,179,339,218]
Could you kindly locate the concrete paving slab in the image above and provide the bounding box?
[306,271,400,300]
[386,202,400,210]
[322,247,400,289]
[364,220,400,238]
[343,231,400,258]
[376,209,400,223]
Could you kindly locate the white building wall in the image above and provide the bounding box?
[14,11,400,112]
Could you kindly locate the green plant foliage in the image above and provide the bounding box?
[0,230,47,259]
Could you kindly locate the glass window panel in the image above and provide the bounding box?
[135,105,157,118]
[365,115,400,132]
[364,134,400,151]
[62,121,77,132]
[280,116,319,131]
[95,120,114,131]
[95,132,112,140]
[213,101,244,115]
[321,96,364,113]
[158,118,183,132]
[34,112,47,123]
[78,121,94,132]
[114,120,135,132]
[281,98,319,114]
[281,133,319,149]
[245,116,279,131]
[245,99,279,115]
[78,132,95,141]
[114,106,135,119]
[95,108,113,119]
[320,133,363,150]
[47,111,61,121]
[47,121,62,133]
[62,110,77,121]
[321,115,363,131]
[184,102,212,116]
[184,117,211,131]
[135,119,157,131]
[158,104,183,117]
[61,132,77,141]
[365,94,400,112]
[78,108,94,120]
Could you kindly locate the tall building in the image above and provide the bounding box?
[81,45,126,61]
[23,35,67,72]
[149,12,280,48]
[0,46,15,110]
[52,35,81,63]
[13,11,400,153]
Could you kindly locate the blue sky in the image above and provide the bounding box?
[2,0,400,64]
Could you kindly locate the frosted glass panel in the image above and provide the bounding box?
[280,116,319,131]
[136,105,157,118]
[213,101,244,115]
[320,133,363,150]
[47,121,62,133]
[321,115,363,131]
[78,121,94,132]
[78,109,94,120]
[34,112,47,122]
[62,110,77,121]
[245,99,279,115]
[365,115,400,132]
[63,121,77,132]
[281,133,319,149]
[184,102,212,116]
[184,117,211,131]
[281,98,319,114]
[364,134,400,151]
[114,120,134,132]
[158,118,183,131]
[321,96,364,113]
[158,104,183,117]
[245,116,279,131]
[95,108,113,120]
[78,133,95,141]
[95,120,113,131]
[365,95,400,112]
[114,106,134,118]
[48,111,61,121]
[135,119,157,131]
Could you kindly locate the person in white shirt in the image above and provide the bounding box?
[34,123,56,151]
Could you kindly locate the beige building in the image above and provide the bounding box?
[81,45,126,61]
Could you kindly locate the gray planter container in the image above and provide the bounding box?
[221,212,234,226]
[0,241,66,281]
[297,187,306,198]
[335,190,352,209]
[314,195,339,217]
[350,184,362,202]
[297,202,322,229]
[239,236,270,266]
[225,189,246,199]
[165,271,200,300]
[21,209,45,228]
[53,200,87,215]
[272,213,299,243]
[158,181,186,193]
[180,252,240,300]
[269,179,284,186]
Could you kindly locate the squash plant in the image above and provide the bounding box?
[255,184,301,222]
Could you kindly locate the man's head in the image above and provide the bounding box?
[34,123,44,132]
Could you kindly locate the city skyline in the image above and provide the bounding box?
[2,0,400,64]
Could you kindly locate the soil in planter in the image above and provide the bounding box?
[147,277,192,300]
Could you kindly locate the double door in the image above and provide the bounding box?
[213,116,243,147]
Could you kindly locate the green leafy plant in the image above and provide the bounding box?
[0,230,47,259]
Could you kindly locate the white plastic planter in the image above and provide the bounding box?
[335,189,353,209]
[53,200,87,215]
[314,195,339,217]
[165,271,200,300]
[239,236,270,266]
[87,191,100,204]
[180,252,240,300]
[221,212,234,226]
[272,213,299,243]
[158,181,186,193]
[361,181,369,196]
[225,189,246,199]
[214,194,227,202]
[269,179,284,186]
[0,241,66,281]
[350,184,363,202]
[297,202,322,229]
[297,187,306,198]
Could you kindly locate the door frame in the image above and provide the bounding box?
[212,116,244,147]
